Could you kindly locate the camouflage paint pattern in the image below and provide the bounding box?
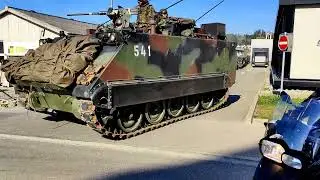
[28,92,95,121]
[28,92,81,118]
[99,33,237,85]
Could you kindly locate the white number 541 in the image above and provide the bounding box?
[134,45,151,57]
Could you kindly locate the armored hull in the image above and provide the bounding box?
[4,31,237,140]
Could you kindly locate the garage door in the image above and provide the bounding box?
[290,5,320,80]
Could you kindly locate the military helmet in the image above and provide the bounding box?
[138,0,149,6]
[160,9,167,15]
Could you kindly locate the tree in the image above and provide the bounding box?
[243,34,252,45]
[226,29,272,45]
[226,34,238,43]
[253,29,266,39]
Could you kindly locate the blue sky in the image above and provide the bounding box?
[0,0,279,34]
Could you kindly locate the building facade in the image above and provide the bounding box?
[0,6,97,86]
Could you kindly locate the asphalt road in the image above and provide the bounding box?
[0,137,258,180]
[0,66,267,180]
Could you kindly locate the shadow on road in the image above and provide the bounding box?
[94,146,261,180]
[251,66,269,69]
[225,95,241,107]
[42,111,86,125]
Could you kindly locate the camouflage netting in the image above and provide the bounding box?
[1,35,102,88]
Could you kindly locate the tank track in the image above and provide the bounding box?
[91,90,230,140]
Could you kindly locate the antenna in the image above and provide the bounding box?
[195,0,225,22]
[165,0,184,10]
[110,0,113,8]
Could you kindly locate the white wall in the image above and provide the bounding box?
[250,39,273,63]
[0,13,59,86]
[0,13,58,56]
[290,5,320,80]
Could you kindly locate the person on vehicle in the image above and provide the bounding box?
[156,9,169,35]
[52,31,66,43]
[135,0,156,33]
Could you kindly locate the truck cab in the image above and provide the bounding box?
[271,0,320,90]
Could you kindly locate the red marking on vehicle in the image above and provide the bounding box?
[100,61,132,81]
[186,64,199,75]
[149,35,169,53]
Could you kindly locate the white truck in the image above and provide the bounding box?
[251,48,269,67]
[270,0,320,90]
[251,39,273,67]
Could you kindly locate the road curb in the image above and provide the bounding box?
[244,91,260,124]
[244,69,268,124]
[252,118,268,124]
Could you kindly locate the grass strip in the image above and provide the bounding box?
[253,94,306,120]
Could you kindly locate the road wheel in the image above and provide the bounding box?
[200,93,214,110]
[145,101,166,125]
[116,106,143,133]
[185,95,200,113]
[167,98,184,117]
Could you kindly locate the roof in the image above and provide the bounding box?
[0,6,98,35]
[280,0,320,5]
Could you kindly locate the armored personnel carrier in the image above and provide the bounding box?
[1,4,237,140]
[236,46,250,69]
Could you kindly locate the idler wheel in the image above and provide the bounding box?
[145,101,166,125]
[185,95,200,113]
[167,98,184,117]
[116,106,143,133]
[200,93,214,110]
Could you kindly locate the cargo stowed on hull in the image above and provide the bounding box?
[3,4,237,140]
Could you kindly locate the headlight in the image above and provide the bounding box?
[282,154,302,169]
[260,140,285,163]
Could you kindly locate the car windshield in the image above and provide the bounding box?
[270,94,320,151]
